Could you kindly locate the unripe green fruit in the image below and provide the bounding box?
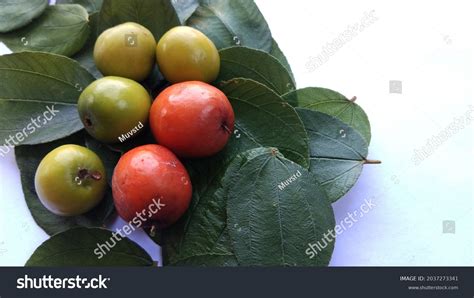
[94,22,156,81]
[78,76,151,143]
[35,145,107,216]
[156,26,220,83]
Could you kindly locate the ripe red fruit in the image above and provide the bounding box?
[112,144,192,228]
[149,81,235,158]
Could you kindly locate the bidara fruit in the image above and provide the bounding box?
[34,145,107,216]
[156,26,220,83]
[112,144,192,228]
[77,76,151,144]
[149,81,235,158]
[94,22,156,81]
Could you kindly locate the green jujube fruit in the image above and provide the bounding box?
[78,76,151,143]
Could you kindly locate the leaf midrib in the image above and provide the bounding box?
[247,155,272,263]
[203,4,236,40]
[316,160,363,186]
[307,129,366,160]
[0,97,77,105]
[0,67,83,89]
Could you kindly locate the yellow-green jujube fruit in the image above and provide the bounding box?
[156,26,220,83]
[78,76,151,143]
[94,22,156,81]
[34,145,107,217]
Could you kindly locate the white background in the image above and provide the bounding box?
[1,0,473,266]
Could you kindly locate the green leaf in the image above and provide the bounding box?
[220,78,309,167]
[0,5,90,57]
[296,108,373,202]
[284,87,371,143]
[161,154,238,266]
[0,0,48,33]
[72,12,102,78]
[161,148,274,266]
[163,216,238,266]
[218,46,295,95]
[56,0,104,14]
[269,38,295,85]
[15,132,116,235]
[26,227,154,266]
[174,253,238,266]
[85,135,121,186]
[0,52,94,145]
[172,0,199,24]
[98,0,180,40]
[187,0,272,51]
[226,147,335,266]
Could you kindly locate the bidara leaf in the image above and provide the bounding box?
[226,147,335,266]
[172,0,199,24]
[174,252,238,266]
[0,52,94,145]
[296,108,379,202]
[56,0,104,14]
[219,78,309,167]
[0,0,48,33]
[26,227,154,266]
[284,87,371,143]
[161,148,282,266]
[72,12,102,78]
[186,0,272,51]
[15,132,116,235]
[0,5,90,57]
[269,38,295,85]
[98,0,180,40]
[85,134,121,186]
[218,46,295,95]
[161,154,239,266]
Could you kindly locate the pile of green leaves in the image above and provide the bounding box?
[0,0,379,266]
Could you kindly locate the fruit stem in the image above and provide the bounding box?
[90,171,102,180]
[350,96,357,102]
[364,159,382,165]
